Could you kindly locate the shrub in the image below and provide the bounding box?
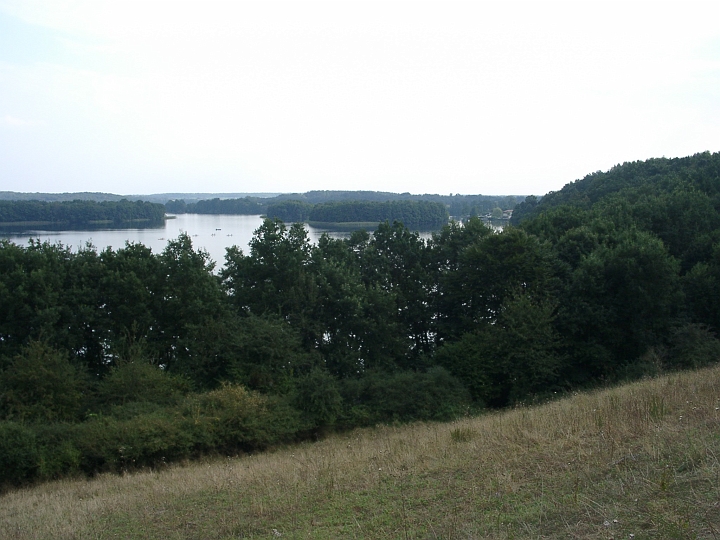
[339,368,470,426]
[94,360,190,409]
[668,323,720,369]
[0,422,40,486]
[292,367,343,429]
[0,341,87,422]
[33,423,82,480]
[183,383,302,453]
[73,412,195,473]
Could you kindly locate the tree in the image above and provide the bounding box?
[222,219,314,322]
[361,221,435,362]
[435,291,562,406]
[154,233,226,369]
[557,228,682,379]
[436,226,558,341]
[0,239,70,360]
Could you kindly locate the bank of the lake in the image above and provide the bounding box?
[0,214,442,268]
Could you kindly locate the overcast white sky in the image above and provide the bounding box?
[0,1,718,196]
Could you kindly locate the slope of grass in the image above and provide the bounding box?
[2,366,720,539]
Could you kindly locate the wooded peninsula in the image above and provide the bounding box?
[0,199,166,227]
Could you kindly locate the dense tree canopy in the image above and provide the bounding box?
[0,200,166,225]
[266,200,449,229]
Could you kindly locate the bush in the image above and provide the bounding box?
[73,412,196,473]
[293,367,343,429]
[668,323,720,369]
[0,342,87,422]
[0,422,40,486]
[94,360,190,409]
[339,368,470,426]
[33,423,82,480]
[183,383,302,453]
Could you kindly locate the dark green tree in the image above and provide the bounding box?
[557,228,682,379]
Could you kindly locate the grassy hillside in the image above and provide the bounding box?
[2,365,719,539]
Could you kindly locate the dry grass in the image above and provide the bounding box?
[2,366,720,539]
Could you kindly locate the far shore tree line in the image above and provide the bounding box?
[1,151,720,488]
[0,199,166,225]
[164,192,515,223]
[0,193,516,230]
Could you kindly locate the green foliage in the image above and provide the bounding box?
[435,225,558,341]
[154,233,226,368]
[6,153,720,487]
[20,384,304,479]
[184,384,301,452]
[362,221,436,362]
[0,199,165,224]
[435,292,562,406]
[266,200,312,222]
[513,152,720,222]
[559,228,682,376]
[94,360,190,409]
[189,197,265,215]
[32,423,82,479]
[240,326,309,390]
[339,367,470,425]
[293,367,343,429]
[165,197,266,215]
[307,200,448,229]
[0,422,40,485]
[165,191,512,221]
[222,219,313,321]
[0,341,87,423]
[667,323,720,370]
[513,151,720,272]
[0,239,72,358]
[73,413,196,473]
[682,246,720,331]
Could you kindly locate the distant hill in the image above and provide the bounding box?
[0,191,126,202]
[133,193,278,204]
[511,151,720,225]
[0,192,278,204]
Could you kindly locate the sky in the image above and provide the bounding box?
[0,1,718,197]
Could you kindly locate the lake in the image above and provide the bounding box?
[0,214,438,268]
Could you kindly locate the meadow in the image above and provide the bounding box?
[2,364,719,539]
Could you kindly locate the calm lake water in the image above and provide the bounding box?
[0,214,437,268]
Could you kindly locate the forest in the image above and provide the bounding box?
[0,199,166,226]
[0,191,515,222]
[164,197,265,215]
[1,151,720,487]
[166,191,512,222]
[266,199,449,229]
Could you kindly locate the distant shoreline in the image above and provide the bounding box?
[0,217,163,227]
[307,220,382,231]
